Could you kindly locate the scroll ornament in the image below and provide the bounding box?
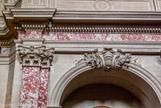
[17,45,55,67]
[77,48,139,70]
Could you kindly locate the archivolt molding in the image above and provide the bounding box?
[51,52,161,107]
[17,45,55,67]
[51,63,93,106]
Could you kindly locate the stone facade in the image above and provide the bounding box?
[0,0,161,108]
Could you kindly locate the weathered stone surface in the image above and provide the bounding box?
[155,0,161,11]
[0,1,161,108]
[56,0,155,11]
[21,0,155,11]
[20,0,161,12]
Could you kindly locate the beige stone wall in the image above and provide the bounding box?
[10,53,22,108]
[21,0,55,8]
[5,61,15,108]
[0,60,9,108]
[140,55,161,81]
[0,52,16,108]
[20,0,161,12]
[5,40,161,108]
[0,0,161,107]
[56,0,155,11]
[49,55,161,87]
[48,54,161,107]
[0,0,4,16]
[155,0,161,11]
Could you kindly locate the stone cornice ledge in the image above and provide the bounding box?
[53,11,161,24]
[1,8,56,39]
[3,10,161,40]
[4,8,56,19]
[2,8,161,41]
[0,0,21,37]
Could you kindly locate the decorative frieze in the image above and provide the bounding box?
[77,48,139,70]
[18,45,55,67]
[17,31,161,41]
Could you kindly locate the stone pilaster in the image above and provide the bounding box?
[18,45,54,108]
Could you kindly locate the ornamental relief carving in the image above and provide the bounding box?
[22,0,51,8]
[17,45,55,67]
[56,0,154,11]
[76,48,140,71]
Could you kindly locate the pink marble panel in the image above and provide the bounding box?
[18,31,161,41]
[20,66,41,108]
[18,31,42,39]
[38,68,50,108]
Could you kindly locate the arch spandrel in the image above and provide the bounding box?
[50,49,161,108]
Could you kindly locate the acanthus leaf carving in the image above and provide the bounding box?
[18,45,55,67]
[76,48,140,71]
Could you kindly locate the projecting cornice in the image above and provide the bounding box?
[4,9,161,33]
[2,8,56,40]
[53,11,161,23]
[0,0,20,36]
[1,1,161,41]
[5,9,161,24]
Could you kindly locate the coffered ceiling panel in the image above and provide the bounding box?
[55,0,155,11]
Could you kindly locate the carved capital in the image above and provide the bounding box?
[18,45,55,67]
[77,48,139,71]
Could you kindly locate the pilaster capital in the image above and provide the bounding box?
[17,45,55,67]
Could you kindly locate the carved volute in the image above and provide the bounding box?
[17,45,55,67]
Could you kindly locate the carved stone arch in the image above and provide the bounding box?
[50,61,161,108]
